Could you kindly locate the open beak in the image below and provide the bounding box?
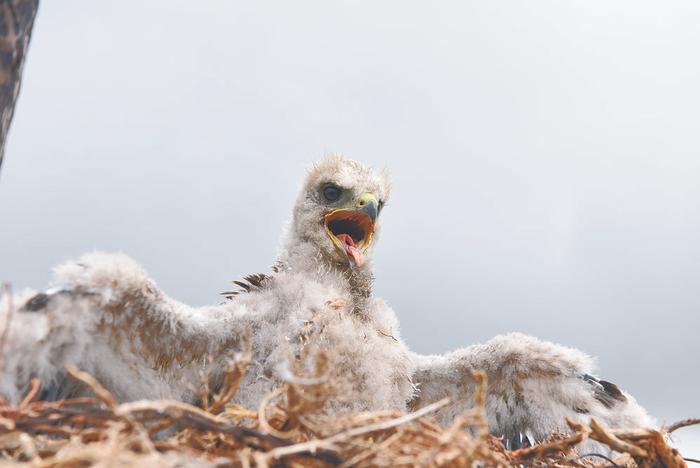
[323,193,379,268]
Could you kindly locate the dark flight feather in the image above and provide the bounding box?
[222,272,273,300]
[582,374,627,409]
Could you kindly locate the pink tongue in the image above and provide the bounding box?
[335,234,365,268]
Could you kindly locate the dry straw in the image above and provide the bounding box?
[0,353,696,467]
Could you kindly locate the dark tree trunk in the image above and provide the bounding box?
[0,0,38,176]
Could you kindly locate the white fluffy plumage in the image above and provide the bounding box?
[0,156,653,450]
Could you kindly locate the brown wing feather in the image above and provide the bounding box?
[582,374,627,409]
[0,0,39,171]
[222,272,273,300]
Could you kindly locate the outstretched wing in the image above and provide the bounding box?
[409,333,653,450]
[0,252,254,404]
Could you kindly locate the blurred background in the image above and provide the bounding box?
[0,0,698,452]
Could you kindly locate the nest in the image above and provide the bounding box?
[0,359,696,467]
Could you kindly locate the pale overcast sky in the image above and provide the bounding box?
[0,0,698,453]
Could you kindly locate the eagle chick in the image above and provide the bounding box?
[0,156,653,451]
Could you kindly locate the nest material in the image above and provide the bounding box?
[0,359,695,467]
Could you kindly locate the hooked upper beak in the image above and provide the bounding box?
[356,192,378,224]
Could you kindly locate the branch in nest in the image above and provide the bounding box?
[18,378,40,408]
[65,364,117,409]
[259,397,449,462]
[510,419,590,461]
[588,417,648,458]
[667,418,700,434]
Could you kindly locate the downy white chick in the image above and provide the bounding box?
[0,156,653,450]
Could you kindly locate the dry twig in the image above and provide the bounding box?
[0,361,691,467]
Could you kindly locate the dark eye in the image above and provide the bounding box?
[378,200,385,213]
[322,184,342,202]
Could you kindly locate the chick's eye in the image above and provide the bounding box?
[322,184,342,202]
